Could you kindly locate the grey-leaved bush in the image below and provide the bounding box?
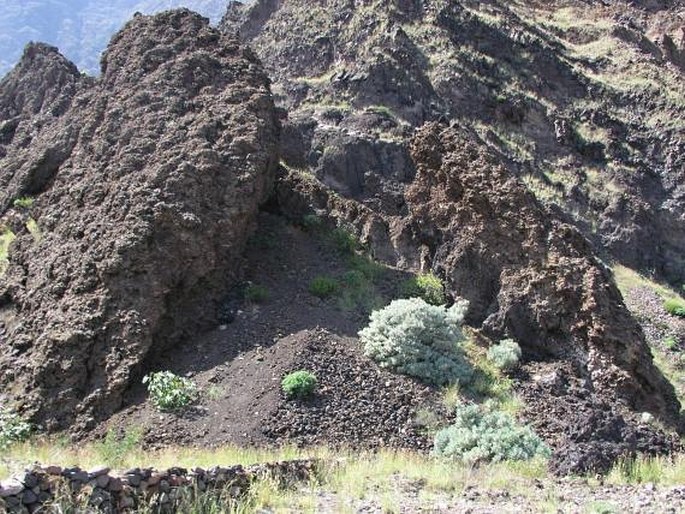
[486,339,522,371]
[359,297,472,386]
[433,401,550,463]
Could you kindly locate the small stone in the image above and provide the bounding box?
[641,412,655,424]
[0,478,24,497]
[21,474,38,489]
[125,474,141,487]
[159,480,170,493]
[108,477,123,492]
[147,474,161,487]
[88,466,111,478]
[44,466,62,476]
[120,495,135,509]
[21,489,38,505]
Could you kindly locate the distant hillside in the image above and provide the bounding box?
[0,1,229,76]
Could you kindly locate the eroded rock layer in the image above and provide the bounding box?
[0,10,279,431]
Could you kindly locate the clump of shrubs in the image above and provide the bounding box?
[433,401,550,463]
[664,298,685,318]
[309,275,339,298]
[143,371,197,412]
[0,406,32,450]
[401,272,446,305]
[487,339,522,371]
[281,370,318,399]
[359,297,472,386]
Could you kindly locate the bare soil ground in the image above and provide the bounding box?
[100,213,439,450]
[310,478,685,513]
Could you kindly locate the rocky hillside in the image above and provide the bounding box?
[0,10,279,431]
[0,0,683,478]
[222,0,685,285]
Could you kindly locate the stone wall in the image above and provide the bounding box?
[0,460,317,513]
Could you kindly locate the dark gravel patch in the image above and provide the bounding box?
[263,328,440,451]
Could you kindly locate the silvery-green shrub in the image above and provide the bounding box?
[359,297,472,385]
[433,401,550,463]
[487,339,522,370]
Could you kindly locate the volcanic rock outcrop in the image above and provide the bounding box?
[223,0,685,286]
[406,123,681,463]
[0,10,279,430]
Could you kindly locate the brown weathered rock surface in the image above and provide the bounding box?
[405,122,681,470]
[0,10,279,431]
[223,0,685,286]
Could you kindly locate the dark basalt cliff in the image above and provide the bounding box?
[0,10,279,431]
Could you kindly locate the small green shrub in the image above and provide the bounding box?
[433,401,550,463]
[487,339,522,371]
[95,427,142,466]
[348,253,385,280]
[13,196,34,209]
[309,276,339,298]
[245,284,269,303]
[401,272,446,305]
[281,370,317,399]
[359,297,472,386]
[663,336,679,351]
[0,406,32,450]
[302,214,324,232]
[143,371,197,412]
[664,298,685,318]
[330,227,359,255]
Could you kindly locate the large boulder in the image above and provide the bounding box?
[0,10,279,431]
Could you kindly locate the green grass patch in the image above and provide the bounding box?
[664,297,685,318]
[281,370,318,399]
[613,265,683,303]
[329,227,360,255]
[462,340,516,405]
[400,272,446,305]
[309,275,339,298]
[606,454,685,485]
[663,336,679,351]
[12,196,34,209]
[364,104,397,119]
[94,427,143,468]
[244,284,269,303]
